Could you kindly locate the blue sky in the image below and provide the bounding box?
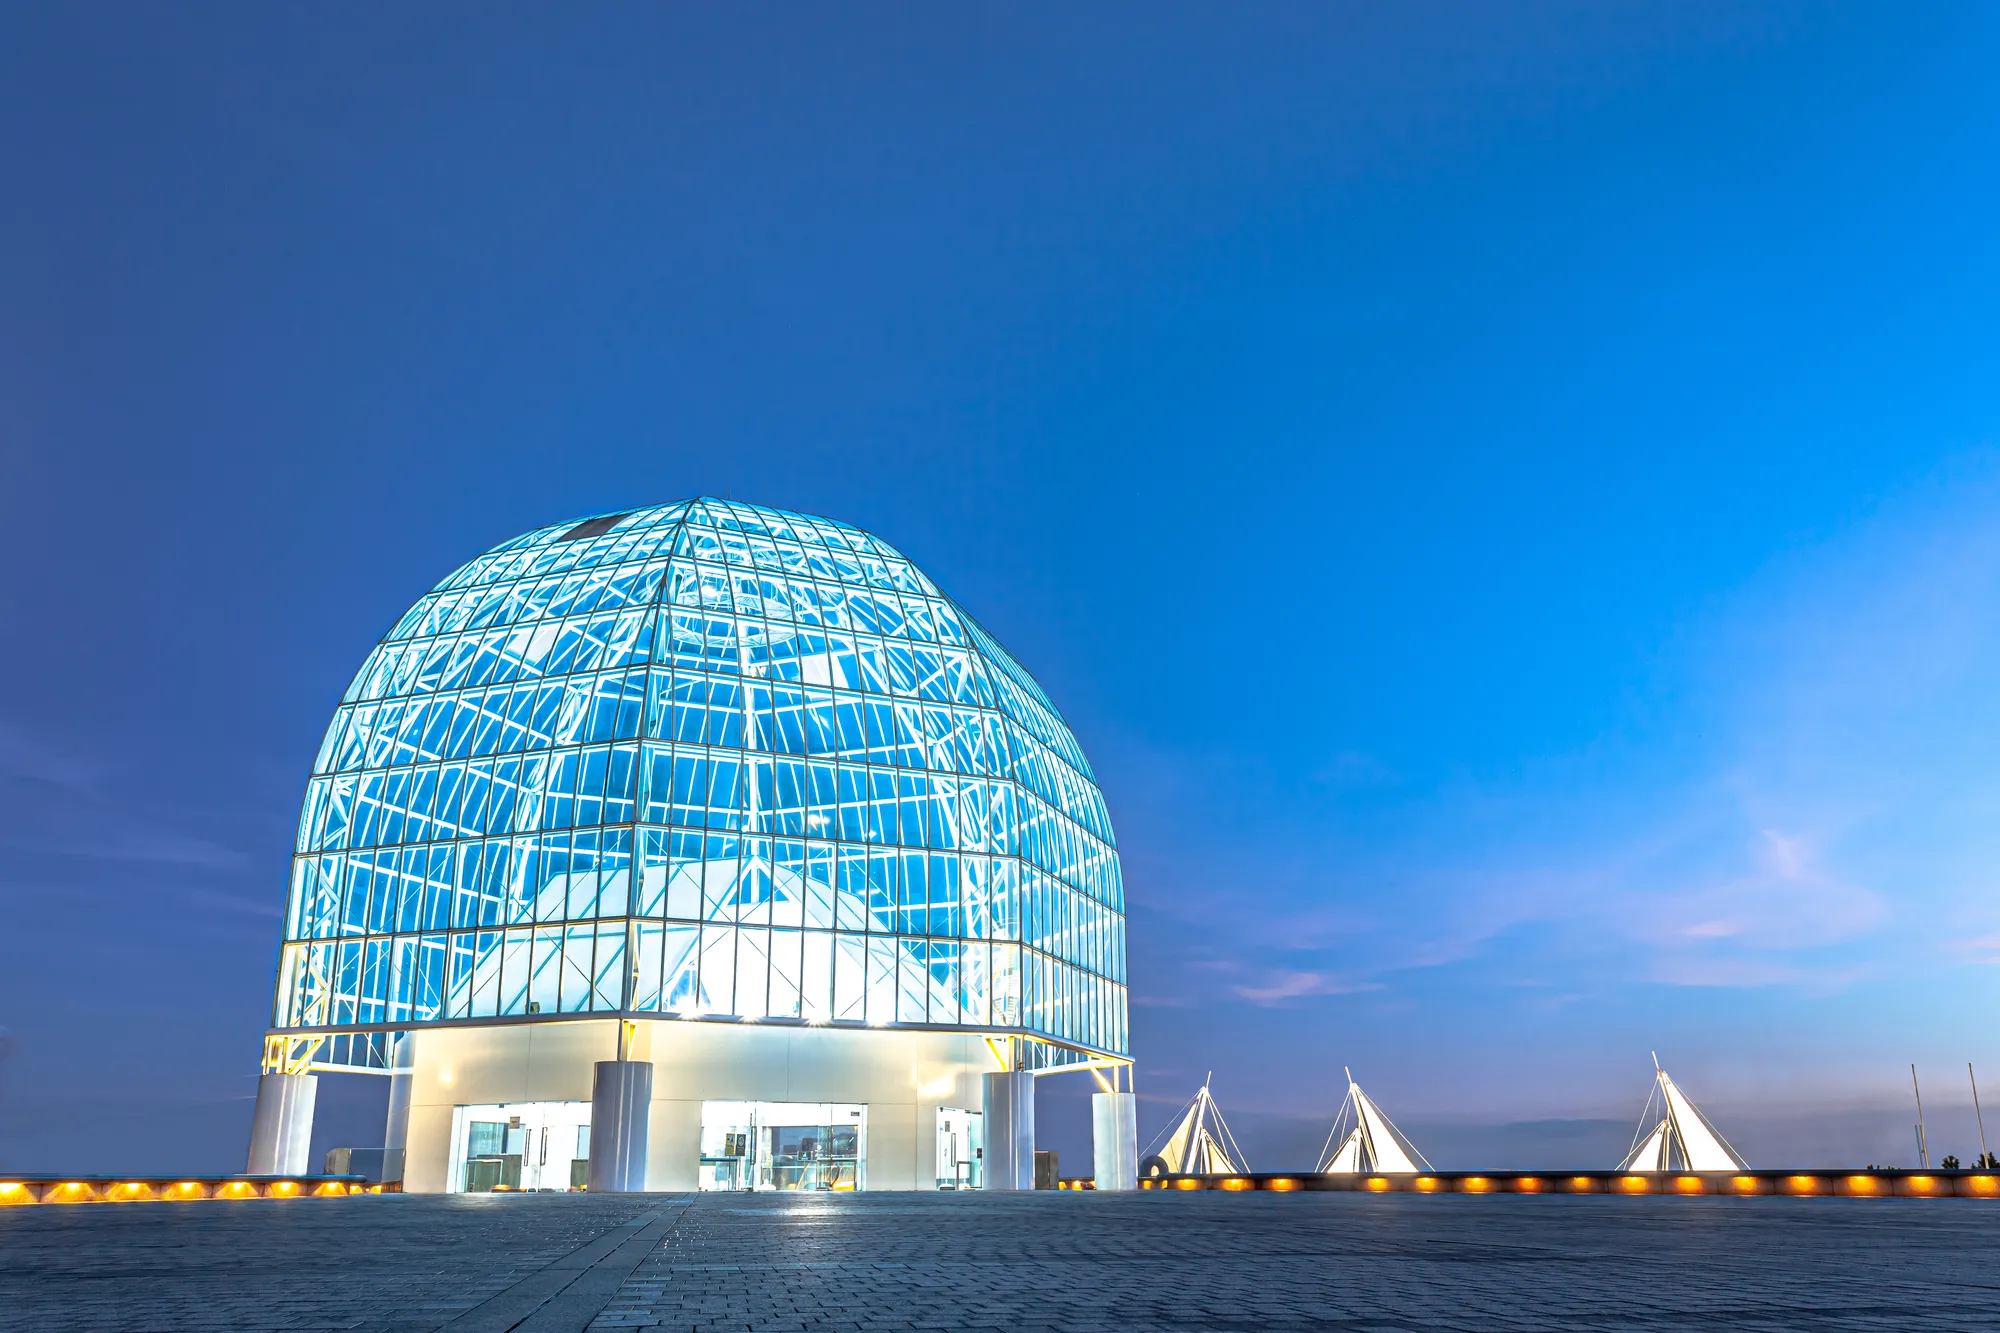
[4,3,2000,1171]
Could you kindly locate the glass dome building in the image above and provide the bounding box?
[253,499,1132,1192]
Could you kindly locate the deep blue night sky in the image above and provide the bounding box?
[6,3,2000,1173]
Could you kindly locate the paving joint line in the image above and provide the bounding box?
[434,1198,691,1333]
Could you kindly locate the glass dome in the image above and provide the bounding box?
[272,499,1126,1066]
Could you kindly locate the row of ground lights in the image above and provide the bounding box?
[1137,1175,2000,1196]
[0,1180,385,1204]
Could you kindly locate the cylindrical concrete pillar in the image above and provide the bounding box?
[381,1032,415,1183]
[1092,1091,1138,1191]
[981,1069,1036,1191]
[587,1060,653,1193]
[246,1072,318,1176]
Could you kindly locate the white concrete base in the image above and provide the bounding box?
[982,1069,1036,1191]
[1092,1090,1137,1191]
[246,1072,318,1176]
[587,1060,653,1192]
[399,1020,995,1193]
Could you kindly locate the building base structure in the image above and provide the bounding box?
[381,1034,415,1185]
[246,1073,318,1176]
[398,1019,1012,1194]
[587,1058,654,1193]
[1092,1090,1137,1191]
[982,1068,1036,1192]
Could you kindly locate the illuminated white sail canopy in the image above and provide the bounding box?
[1618,1059,1746,1172]
[1317,1071,1431,1175]
[1620,1119,1672,1172]
[1143,1076,1248,1175]
[1324,1126,1363,1172]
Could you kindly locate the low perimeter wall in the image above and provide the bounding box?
[0,1176,395,1205]
[14,1168,1996,1203]
[1112,1169,2000,1198]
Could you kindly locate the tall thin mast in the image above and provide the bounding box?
[1911,1064,1929,1169]
[1973,1064,1990,1169]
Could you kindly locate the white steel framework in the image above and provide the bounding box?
[267,498,1128,1068]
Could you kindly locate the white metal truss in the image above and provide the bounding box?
[267,499,1130,1066]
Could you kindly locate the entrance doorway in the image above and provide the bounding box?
[446,1102,592,1193]
[698,1101,865,1192]
[936,1107,983,1189]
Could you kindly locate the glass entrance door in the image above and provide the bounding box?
[699,1101,866,1192]
[447,1101,593,1192]
[935,1107,983,1189]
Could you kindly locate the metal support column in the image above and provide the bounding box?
[381,1032,415,1183]
[588,1023,652,1193]
[982,1068,1036,1191]
[246,1072,318,1176]
[1092,1089,1138,1191]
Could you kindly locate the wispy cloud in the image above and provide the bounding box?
[1231,969,1379,1006]
[0,720,249,871]
[1124,454,2000,1008]
[0,724,109,794]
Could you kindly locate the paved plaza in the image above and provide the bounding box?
[6,1190,2000,1331]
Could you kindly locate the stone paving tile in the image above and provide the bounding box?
[0,1194,656,1332]
[9,1191,2000,1331]
[599,1192,2000,1332]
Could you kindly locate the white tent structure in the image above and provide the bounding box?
[1618,1055,1747,1172]
[1140,1074,1248,1176]
[1317,1069,1432,1174]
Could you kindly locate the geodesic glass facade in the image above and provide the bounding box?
[272,499,1126,1066]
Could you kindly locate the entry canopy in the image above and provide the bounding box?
[1317,1069,1431,1174]
[1618,1055,1747,1172]
[1141,1075,1247,1176]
